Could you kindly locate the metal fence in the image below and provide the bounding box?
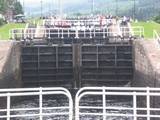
[43,19,108,27]
[153,30,160,45]
[9,26,144,40]
[75,87,160,120]
[0,87,73,120]
[1,87,159,120]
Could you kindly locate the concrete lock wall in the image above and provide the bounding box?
[0,41,22,88]
[133,39,160,87]
[133,39,160,111]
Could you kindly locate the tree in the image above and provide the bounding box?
[0,0,23,15]
[13,1,23,15]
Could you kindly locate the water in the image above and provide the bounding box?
[10,95,133,120]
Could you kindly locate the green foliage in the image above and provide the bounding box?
[0,0,23,15]
[13,1,23,15]
[0,18,6,26]
[154,15,160,24]
[0,0,7,14]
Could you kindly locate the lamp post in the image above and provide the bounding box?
[40,0,43,18]
[133,0,136,21]
[115,0,118,16]
[91,0,95,14]
[58,0,63,18]
[23,0,25,14]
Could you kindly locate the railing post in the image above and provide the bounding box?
[147,87,150,120]
[103,87,106,120]
[39,87,43,120]
[62,28,64,39]
[103,28,105,38]
[7,93,11,120]
[90,29,92,38]
[68,29,69,38]
[58,29,60,38]
[75,29,79,38]
[133,92,137,120]
[48,29,51,39]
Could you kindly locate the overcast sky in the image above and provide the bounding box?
[19,0,84,6]
[18,0,88,16]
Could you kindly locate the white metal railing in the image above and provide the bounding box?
[0,87,73,120]
[10,26,144,40]
[44,19,107,27]
[121,26,144,37]
[75,87,160,120]
[153,30,160,46]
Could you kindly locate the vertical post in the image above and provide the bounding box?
[115,0,118,16]
[133,0,136,21]
[56,46,58,69]
[40,0,43,19]
[61,28,64,39]
[49,29,51,39]
[58,0,63,18]
[7,93,10,120]
[76,29,79,39]
[91,0,95,14]
[103,28,105,38]
[39,87,43,120]
[103,87,106,120]
[147,87,150,120]
[75,97,80,120]
[90,29,92,38]
[133,92,137,120]
[68,29,69,38]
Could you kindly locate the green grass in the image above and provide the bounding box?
[0,23,26,40]
[131,21,160,38]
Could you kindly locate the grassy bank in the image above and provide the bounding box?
[131,21,160,38]
[0,23,26,40]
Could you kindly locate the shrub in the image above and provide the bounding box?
[0,18,5,26]
[154,15,160,24]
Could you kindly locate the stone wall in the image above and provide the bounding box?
[133,39,160,87]
[0,41,22,88]
[133,39,160,111]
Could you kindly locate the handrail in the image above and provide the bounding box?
[153,30,160,45]
[9,26,144,40]
[0,87,73,120]
[75,87,160,120]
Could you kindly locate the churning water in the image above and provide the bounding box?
[10,95,133,120]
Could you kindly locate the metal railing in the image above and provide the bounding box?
[1,87,160,119]
[121,26,144,37]
[0,87,73,120]
[75,87,160,120]
[44,19,108,27]
[10,26,144,40]
[153,30,160,45]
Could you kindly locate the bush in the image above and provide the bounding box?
[154,15,160,24]
[0,18,5,26]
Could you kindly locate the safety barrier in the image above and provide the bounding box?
[10,26,144,40]
[0,87,73,120]
[121,26,144,37]
[0,87,160,119]
[153,30,160,46]
[44,19,108,27]
[75,87,160,120]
